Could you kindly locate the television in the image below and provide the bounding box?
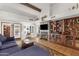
[40,24,48,30]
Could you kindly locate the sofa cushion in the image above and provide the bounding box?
[6,37,15,42]
[1,41,16,49]
[0,40,2,49]
[0,34,6,44]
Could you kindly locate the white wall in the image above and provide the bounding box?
[51,3,79,20]
[52,3,76,15]
[32,3,50,21]
[40,4,50,21]
[21,22,36,39]
[34,20,40,35]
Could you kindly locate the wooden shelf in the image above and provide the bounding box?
[50,17,79,49]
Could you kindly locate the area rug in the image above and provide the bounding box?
[0,45,50,56]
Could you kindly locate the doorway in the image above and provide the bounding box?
[1,22,12,37]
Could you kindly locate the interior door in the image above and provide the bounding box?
[2,22,12,38]
[3,25,10,37]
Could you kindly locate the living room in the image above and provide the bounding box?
[0,3,53,56]
[0,3,79,56]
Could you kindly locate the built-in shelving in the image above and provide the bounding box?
[50,16,79,49]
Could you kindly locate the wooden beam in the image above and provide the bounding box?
[21,3,41,12]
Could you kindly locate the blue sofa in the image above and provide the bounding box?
[0,34,16,50]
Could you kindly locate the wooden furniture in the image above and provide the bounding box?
[32,38,79,56]
[74,18,79,48]
[50,16,79,49]
[50,20,63,44]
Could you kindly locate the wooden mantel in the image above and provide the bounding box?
[32,38,79,56]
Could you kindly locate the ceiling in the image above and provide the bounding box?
[0,3,41,21]
[0,3,53,22]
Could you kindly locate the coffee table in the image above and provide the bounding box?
[21,39,34,49]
